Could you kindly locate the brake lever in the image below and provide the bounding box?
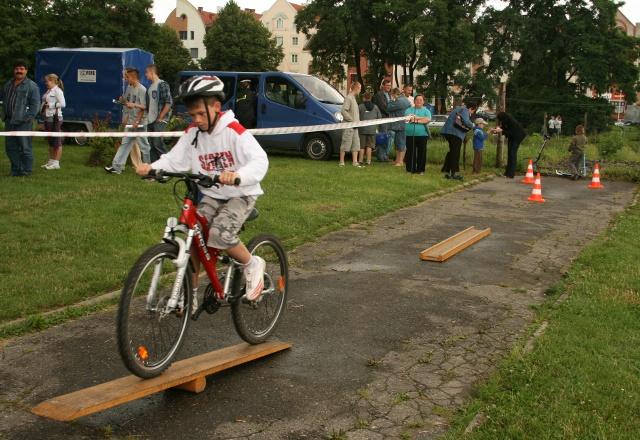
[197,174,218,188]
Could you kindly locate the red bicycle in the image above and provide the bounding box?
[117,170,288,378]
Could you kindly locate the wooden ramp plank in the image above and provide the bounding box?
[420,227,491,262]
[32,340,291,422]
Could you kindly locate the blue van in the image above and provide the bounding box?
[177,71,344,160]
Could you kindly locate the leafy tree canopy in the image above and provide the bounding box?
[491,0,640,131]
[0,0,192,87]
[202,1,283,71]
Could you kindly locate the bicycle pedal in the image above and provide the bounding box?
[191,305,205,321]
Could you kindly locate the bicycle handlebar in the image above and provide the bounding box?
[147,169,241,187]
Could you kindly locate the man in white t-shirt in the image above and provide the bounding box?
[105,67,151,174]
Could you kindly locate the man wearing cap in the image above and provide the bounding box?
[472,117,489,174]
[1,59,40,176]
[235,79,256,129]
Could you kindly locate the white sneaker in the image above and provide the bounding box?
[244,256,266,301]
[44,162,60,170]
[191,289,198,315]
[41,160,53,168]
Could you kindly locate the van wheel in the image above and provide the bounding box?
[304,133,332,160]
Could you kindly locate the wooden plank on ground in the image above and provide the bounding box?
[32,340,291,422]
[420,227,491,262]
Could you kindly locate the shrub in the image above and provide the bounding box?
[597,130,624,159]
[86,116,119,167]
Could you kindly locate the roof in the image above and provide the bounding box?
[198,8,261,26]
[38,47,142,53]
[289,2,303,12]
[199,10,216,26]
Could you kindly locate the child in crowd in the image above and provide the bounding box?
[568,124,587,180]
[472,118,489,174]
[358,92,382,166]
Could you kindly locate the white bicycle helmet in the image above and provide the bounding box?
[177,75,225,102]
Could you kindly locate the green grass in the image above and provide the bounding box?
[1,126,637,327]
[0,140,463,324]
[444,200,640,439]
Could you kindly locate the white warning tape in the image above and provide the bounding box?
[0,116,410,138]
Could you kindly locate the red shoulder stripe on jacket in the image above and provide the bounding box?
[185,123,197,133]
[227,121,246,135]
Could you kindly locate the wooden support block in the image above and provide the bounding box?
[420,227,491,262]
[32,340,291,421]
[174,376,207,394]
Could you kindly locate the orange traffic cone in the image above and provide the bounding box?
[588,163,604,189]
[521,159,535,184]
[528,173,545,203]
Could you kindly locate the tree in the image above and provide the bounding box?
[145,25,194,84]
[48,0,157,48]
[0,0,193,89]
[296,1,353,85]
[297,0,487,99]
[297,0,416,89]
[0,0,50,83]
[492,0,640,132]
[202,1,283,71]
[414,0,485,113]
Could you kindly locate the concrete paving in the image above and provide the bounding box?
[0,176,636,440]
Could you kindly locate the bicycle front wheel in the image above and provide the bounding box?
[231,235,289,344]
[117,243,192,378]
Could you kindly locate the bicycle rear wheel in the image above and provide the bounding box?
[231,235,288,344]
[117,243,192,378]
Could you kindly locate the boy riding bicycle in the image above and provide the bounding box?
[136,75,268,302]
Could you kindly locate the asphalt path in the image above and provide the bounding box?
[0,176,635,440]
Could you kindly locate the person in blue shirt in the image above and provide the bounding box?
[404,95,432,174]
[440,97,476,180]
[472,118,489,174]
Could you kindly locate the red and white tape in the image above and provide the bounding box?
[0,116,410,138]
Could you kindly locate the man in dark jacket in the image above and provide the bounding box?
[1,59,40,176]
[372,79,392,161]
[235,79,256,129]
[494,112,526,178]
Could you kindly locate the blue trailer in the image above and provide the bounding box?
[35,47,154,144]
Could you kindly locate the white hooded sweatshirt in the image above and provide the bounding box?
[152,110,268,200]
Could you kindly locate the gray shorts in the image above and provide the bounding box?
[198,195,256,249]
[340,128,361,152]
[359,134,375,149]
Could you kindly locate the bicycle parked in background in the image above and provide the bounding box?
[116,170,288,379]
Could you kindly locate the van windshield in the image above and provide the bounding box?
[290,74,344,105]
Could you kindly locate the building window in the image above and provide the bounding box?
[179,31,187,40]
[190,31,195,40]
[276,36,283,47]
[276,17,284,29]
[292,36,298,46]
[291,54,298,63]
[190,48,199,59]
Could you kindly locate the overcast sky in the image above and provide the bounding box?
[152,0,640,25]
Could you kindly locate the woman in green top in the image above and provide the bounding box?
[404,95,432,174]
